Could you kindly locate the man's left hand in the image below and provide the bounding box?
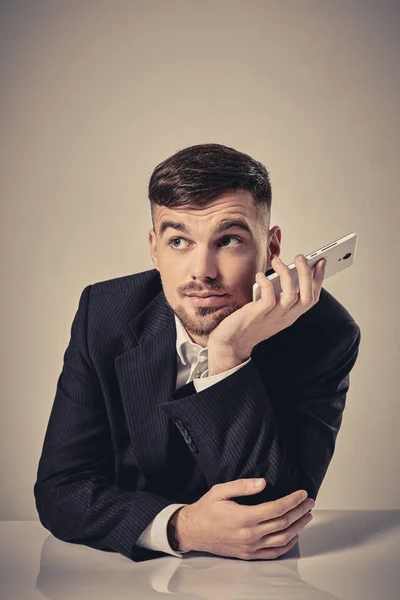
[207,254,327,375]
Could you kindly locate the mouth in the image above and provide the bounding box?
[186,293,226,298]
[185,293,229,307]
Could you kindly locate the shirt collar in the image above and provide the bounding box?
[174,313,207,364]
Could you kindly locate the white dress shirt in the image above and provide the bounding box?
[136,312,251,557]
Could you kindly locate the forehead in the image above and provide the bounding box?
[153,190,259,225]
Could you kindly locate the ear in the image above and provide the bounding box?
[148,229,159,271]
[267,226,282,268]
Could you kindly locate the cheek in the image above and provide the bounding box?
[228,262,258,296]
[229,257,258,281]
[158,263,182,293]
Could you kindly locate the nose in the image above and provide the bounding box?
[190,247,218,281]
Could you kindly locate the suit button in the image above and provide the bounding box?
[188,442,198,453]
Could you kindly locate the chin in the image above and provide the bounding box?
[174,302,240,337]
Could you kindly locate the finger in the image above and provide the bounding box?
[256,511,313,551]
[213,477,267,500]
[295,254,314,308]
[248,489,308,525]
[255,271,276,308]
[271,256,298,311]
[255,496,315,537]
[246,533,300,560]
[312,258,326,302]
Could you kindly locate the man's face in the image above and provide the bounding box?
[148,190,277,345]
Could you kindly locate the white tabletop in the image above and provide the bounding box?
[1,512,399,600]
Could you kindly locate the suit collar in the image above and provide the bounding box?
[113,288,177,472]
[126,286,175,346]
[124,282,204,363]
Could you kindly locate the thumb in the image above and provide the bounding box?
[214,478,266,499]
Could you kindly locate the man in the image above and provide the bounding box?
[34,143,361,563]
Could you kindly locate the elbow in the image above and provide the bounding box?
[34,479,61,539]
[33,478,84,542]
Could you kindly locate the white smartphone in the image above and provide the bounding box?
[252,232,358,301]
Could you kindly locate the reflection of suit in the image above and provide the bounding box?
[34,268,361,563]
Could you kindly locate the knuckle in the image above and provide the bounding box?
[261,296,276,310]
[238,527,252,543]
[279,544,292,557]
[247,539,260,552]
[210,483,220,495]
[279,516,290,530]
[301,296,314,307]
[238,550,251,560]
[241,480,250,495]
[280,532,291,545]
[273,501,285,518]
[269,546,281,559]
[286,293,298,305]
[303,513,312,526]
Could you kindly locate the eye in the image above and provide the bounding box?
[219,235,242,247]
[169,237,189,249]
[168,235,242,250]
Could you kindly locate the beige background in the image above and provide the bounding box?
[1,0,399,519]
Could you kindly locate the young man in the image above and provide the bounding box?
[34,143,361,562]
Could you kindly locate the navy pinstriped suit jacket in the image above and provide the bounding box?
[34,268,361,562]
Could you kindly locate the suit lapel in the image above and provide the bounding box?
[114,288,177,473]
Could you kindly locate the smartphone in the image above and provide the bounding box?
[252,232,358,301]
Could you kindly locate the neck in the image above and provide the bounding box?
[185,330,208,348]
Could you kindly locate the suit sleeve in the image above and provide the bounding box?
[159,321,361,504]
[34,285,178,562]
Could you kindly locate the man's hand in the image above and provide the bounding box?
[171,478,315,560]
[207,254,327,374]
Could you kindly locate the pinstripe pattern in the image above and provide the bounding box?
[34,268,361,562]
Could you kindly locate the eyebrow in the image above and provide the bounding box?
[159,217,253,238]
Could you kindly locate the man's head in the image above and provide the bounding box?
[148,143,281,346]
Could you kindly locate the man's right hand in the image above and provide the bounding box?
[172,478,315,560]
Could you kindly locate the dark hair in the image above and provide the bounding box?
[148,143,271,231]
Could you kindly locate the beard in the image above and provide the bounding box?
[171,299,242,337]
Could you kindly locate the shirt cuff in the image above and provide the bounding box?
[193,357,251,392]
[136,503,189,558]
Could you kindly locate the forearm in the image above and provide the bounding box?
[160,355,350,504]
[34,473,174,561]
[161,360,295,503]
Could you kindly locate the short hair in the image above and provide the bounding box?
[148,143,271,232]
